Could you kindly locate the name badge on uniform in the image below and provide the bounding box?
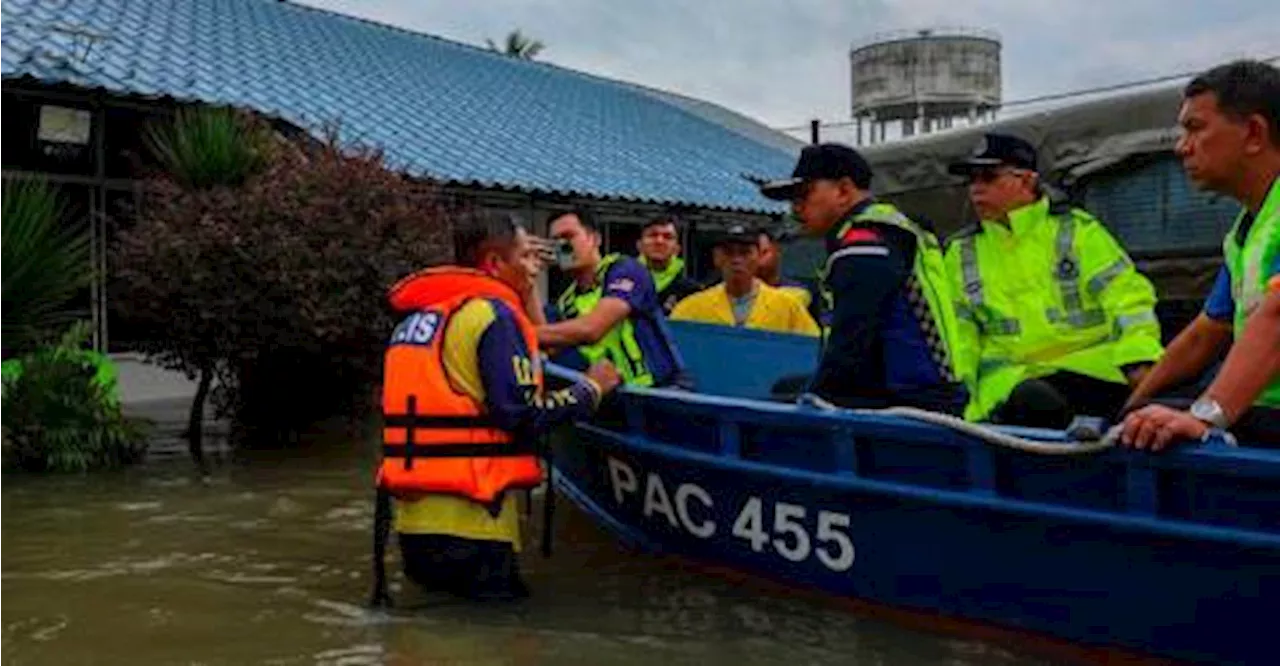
[1056,257,1078,281]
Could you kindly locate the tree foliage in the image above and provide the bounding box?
[113,113,452,442]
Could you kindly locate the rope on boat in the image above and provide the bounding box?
[543,363,1120,455]
[797,394,1121,455]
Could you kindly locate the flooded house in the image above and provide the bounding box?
[0,0,802,353]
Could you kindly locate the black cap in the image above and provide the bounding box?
[947,133,1039,176]
[759,143,873,201]
[713,223,759,247]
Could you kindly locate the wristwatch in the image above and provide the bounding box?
[1189,397,1230,429]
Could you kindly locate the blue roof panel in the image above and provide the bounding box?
[2,0,799,212]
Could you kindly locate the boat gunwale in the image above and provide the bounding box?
[569,421,1280,550]
[542,360,1280,469]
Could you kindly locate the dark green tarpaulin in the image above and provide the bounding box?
[860,84,1184,200]
[845,83,1226,305]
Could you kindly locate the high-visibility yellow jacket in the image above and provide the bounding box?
[944,196,1164,421]
[1223,176,1280,407]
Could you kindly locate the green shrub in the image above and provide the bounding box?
[2,322,148,472]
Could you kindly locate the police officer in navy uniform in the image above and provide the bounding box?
[758,144,968,414]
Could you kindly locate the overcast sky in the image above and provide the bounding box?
[297,0,1278,133]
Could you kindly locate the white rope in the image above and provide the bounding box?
[797,394,1120,455]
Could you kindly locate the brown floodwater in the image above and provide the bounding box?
[2,419,1055,666]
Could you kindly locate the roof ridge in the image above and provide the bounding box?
[276,0,794,146]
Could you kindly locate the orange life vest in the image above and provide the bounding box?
[378,266,545,509]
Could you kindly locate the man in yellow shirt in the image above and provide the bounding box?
[670,224,820,336]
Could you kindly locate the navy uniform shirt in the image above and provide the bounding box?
[809,199,967,414]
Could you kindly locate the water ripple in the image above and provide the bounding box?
[313,643,386,666]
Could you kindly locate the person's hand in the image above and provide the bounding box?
[524,236,553,280]
[1120,404,1208,451]
[586,360,621,395]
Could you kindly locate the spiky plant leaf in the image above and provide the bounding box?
[145,106,266,190]
[1,177,92,357]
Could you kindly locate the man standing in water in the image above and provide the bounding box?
[372,212,619,604]
[1122,60,1280,448]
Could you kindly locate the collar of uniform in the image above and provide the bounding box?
[986,196,1049,237]
[1256,174,1280,219]
[565,255,606,299]
[825,197,876,249]
[641,254,685,290]
[1235,174,1280,246]
[576,253,620,290]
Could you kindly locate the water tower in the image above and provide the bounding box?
[849,28,1002,144]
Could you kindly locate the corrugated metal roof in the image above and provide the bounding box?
[1,0,800,212]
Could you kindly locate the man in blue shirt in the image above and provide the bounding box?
[1122,60,1280,448]
[537,209,685,388]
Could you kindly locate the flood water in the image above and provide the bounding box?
[3,418,1060,666]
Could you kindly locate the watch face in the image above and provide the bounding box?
[1191,399,1224,426]
[1190,400,1210,418]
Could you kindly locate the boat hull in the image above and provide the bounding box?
[553,422,1278,664]
[547,321,1278,664]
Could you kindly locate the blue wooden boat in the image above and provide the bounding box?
[546,321,1279,665]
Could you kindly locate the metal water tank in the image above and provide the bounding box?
[849,28,1002,143]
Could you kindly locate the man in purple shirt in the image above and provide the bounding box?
[537,209,685,388]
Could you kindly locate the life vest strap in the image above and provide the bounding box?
[381,414,498,429]
[382,441,537,460]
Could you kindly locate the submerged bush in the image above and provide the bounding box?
[2,322,148,472]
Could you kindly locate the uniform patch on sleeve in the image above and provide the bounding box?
[840,226,882,245]
[607,277,635,293]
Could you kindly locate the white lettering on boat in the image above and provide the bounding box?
[610,457,716,537]
[604,456,855,572]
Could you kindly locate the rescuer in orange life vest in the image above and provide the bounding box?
[371,212,620,604]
